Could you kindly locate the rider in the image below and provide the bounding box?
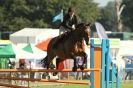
[53,7,79,49]
[59,7,78,34]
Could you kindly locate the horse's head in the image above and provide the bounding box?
[76,23,91,45]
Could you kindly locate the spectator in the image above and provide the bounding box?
[75,56,84,80]
[29,61,35,79]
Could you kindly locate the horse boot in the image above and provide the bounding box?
[72,58,78,72]
[80,55,87,70]
[80,64,85,70]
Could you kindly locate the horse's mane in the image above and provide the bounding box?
[76,23,85,29]
[61,23,86,37]
[55,23,88,43]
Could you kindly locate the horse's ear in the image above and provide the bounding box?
[76,23,85,29]
[86,23,91,26]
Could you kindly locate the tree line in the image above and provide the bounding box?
[0,0,99,32]
[0,0,132,33]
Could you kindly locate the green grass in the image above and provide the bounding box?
[121,81,133,88]
[31,84,88,88]
[30,81,133,88]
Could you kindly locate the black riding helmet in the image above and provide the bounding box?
[68,7,75,13]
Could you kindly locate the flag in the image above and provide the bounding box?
[52,10,63,22]
[95,22,108,40]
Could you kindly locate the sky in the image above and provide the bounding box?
[94,0,113,7]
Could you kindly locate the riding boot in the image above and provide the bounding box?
[53,35,62,49]
[53,31,69,49]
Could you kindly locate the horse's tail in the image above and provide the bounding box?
[41,55,48,68]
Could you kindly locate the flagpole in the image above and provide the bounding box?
[61,9,63,22]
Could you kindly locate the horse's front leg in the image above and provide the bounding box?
[53,57,61,76]
[45,61,50,79]
[45,58,54,79]
[80,52,87,70]
[72,57,78,72]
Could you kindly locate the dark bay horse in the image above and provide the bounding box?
[41,23,91,71]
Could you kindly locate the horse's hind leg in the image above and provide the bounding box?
[45,54,57,79]
[46,56,55,69]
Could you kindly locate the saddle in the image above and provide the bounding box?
[60,31,71,40]
[53,31,72,49]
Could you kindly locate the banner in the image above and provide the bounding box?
[95,22,108,40]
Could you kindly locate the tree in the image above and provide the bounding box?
[97,2,116,32]
[121,0,133,32]
[51,0,100,28]
[0,0,100,32]
[115,0,125,32]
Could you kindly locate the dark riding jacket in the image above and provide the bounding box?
[61,14,78,30]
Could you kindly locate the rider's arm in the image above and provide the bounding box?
[74,15,78,28]
[62,14,74,30]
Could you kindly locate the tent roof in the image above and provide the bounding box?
[0,44,15,58]
[36,38,52,51]
[118,41,133,56]
[10,28,57,37]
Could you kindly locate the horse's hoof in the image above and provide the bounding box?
[80,66,84,70]
[72,67,77,72]
[53,72,58,76]
[47,75,50,80]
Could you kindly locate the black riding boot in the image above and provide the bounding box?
[52,32,69,49]
[53,36,62,49]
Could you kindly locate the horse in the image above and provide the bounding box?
[41,23,91,72]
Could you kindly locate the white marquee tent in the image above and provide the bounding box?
[118,41,133,56]
[10,28,59,45]
[12,43,47,69]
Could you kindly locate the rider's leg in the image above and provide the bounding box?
[53,27,67,49]
[52,35,61,49]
